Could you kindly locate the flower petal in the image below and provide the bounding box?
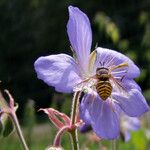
[121,79,141,92]
[96,47,140,79]
[34,54,81,93]
[113,89,150,117]
[67,6,92,76]
[80,94,91,124]
[79,123,92,133]
[80,94,120,139]
[111,79,141,96]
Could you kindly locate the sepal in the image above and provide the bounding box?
[0,91,16,138]
[39,108,70,129]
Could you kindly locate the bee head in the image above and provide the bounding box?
[96,67,109,75]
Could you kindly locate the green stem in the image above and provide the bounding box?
[70,91,81,150]
[111,140,116,150]
[11,112,29,150]
[70,129,79,150]
[71,91,81,125]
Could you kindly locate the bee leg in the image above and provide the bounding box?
[91,84,98,101]
[120,74,126,82]
[89,88,97,101]
[110,62,128,71]
[109,96,116,112]
[120,76,124,82]
[92,91,97,101]
[86,85,97,102]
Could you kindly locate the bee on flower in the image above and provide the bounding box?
[34,6,149,139]
[75,55,129,101]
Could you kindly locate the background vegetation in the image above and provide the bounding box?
[0,0,150,149]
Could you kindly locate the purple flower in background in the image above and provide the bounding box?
[120,114,140,142]
[34,6,149,140]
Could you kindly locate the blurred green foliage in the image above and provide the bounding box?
[23,99,36,146]
[0,124,150,150]
[0,0,150,113]
[95,12,120,44]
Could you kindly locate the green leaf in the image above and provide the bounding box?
[2,114,14,137]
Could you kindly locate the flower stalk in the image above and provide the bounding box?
[70,129,79,150]
[71,91,81,125]
[4,90,29,150]
[10,112,29,150]
[70,91,81,150]
[111,140,116,150]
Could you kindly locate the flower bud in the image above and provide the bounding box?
[45,146,64,150]
[0,91,14,137]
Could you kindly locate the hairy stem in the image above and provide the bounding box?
[11,112,29,150]
[71,91,81,125]
[70,129,79,150]
[70,91,81,150]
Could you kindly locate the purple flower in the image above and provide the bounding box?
[34,6,149,140]
[120,114,140,142]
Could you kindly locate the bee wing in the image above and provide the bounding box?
[110,76,128,97]
[74,76,97,92]
[74,80,88,92]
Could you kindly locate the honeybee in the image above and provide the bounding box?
[95,67,112,100]
[75,62,128,101]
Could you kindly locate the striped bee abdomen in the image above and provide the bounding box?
[96,81,112,100]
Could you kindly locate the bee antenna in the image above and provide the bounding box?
[95,43,98,49]
[99,61,103,66]
[102,61,105,66]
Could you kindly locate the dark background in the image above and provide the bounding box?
[0,0,150,117]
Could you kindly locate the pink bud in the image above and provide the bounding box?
[39,108,71,129]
